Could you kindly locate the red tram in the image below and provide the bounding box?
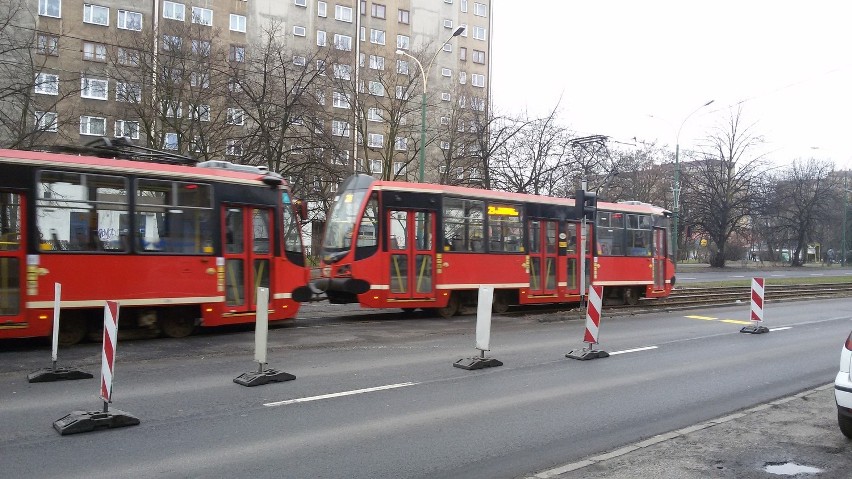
[309,175,675,316]
[0,147,310,344]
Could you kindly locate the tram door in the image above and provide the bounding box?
[528,220,558,295]
[0,192,24,328]
[565,221,593,295]
[387,210,435,300]
[222,206,274,313]
[653,227,667,290]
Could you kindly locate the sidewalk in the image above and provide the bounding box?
[527,385,848,478]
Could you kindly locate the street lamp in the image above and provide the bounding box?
[396,26,466,183]
[651,99,714,265]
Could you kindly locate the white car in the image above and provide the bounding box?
[836,331,852,438]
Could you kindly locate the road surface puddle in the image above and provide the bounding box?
[764,462,823,475]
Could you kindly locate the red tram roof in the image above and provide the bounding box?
[0,148,276,187]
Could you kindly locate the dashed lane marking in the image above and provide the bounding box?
[264,382,417,407]
[685,315,717,320]
[720,319,752,325]
[609,346,658,355]
[769,326,792,331]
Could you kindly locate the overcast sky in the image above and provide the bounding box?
[490,1,852,170]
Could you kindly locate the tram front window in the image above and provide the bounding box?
[323,189,368,253]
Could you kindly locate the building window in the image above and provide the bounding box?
[230,14,246,32]
[396,34,409,50]
[332,91,350,109]
[444,19,453,29]
[440,116,449,126]
[317,1,327,17]
[163,1,185,20]
[118,47,140,67]
[441,68,452,78]
[83,4,109,26]
[471,73,485,88]
[440,141,450,150]
[192,39,210,56]
[230,45,245,62]
[289,55,304,66]
[370,29,386,45]
[459,23,468,36]
[367,107,383,122]
[371,3,385,18]
[82,42,106,62]
[334,34,352,51]
[163,101,182,118]
[471,96,486,111]
[39,0,61,18]
[162,35,182,51]
[335,5,353,22]
[368,159,383,175]
[35,73,59,95]
[473,2,487,16]
[368,133,383,148]
[115,82,141,102]
[80,115,106,136]
[473,26,486,40]
[190,71,209,88]
[441,92,451,102]
[369,55,384,70]
[398,9,409,24]
[396,59,409,75]
[473,49,485,64]
[295,0,307,6]
[443,43,452,52]
[226,139,242,156]
[35,111,58,132]
[163,132,178,150]
[459,71,466,84]
[368,81,384,97]
[226,108,245,126]
[37,34,59,56]
[394,137,407,151]
[459,47,467,61]
[393,162,406,176]
[80,76,108,100]
[395,85,409,100]
[317,30,327,46]
[332,120,350,137]
[293,25,306,36]
[190,104,210,122]
[460,0,468,13]
[333,63,351,80]
[190,7,212,25]
[115,120,140,139]
[118,10,143,30]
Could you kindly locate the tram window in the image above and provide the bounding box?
[282,200,304,255]
[487,203,522,253]
[442,197,483,252]
[596,211,625,256]
[37,171,128,252]
[626,214,652,256]
[136,179,213,254]
[357,197,378,247]
[0,193,21,251]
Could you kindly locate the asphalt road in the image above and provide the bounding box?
[1,297,849,479]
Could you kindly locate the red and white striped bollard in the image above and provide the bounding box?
[567,285,610,360]
[741,277,769,334]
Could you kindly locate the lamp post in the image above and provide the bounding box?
[396,26,465,183]
[652,99,714,265]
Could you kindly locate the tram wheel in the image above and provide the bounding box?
[436,294,460,318]
[622,287,640,306]
[58,317,88,346]
[492,291,510,314]
[160,315,196,338]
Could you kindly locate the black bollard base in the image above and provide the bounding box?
[28,367,93,383]
[740,324,770,334]
[453,356,503,370]
[234,368,296,387]
[566,349,610,360]
[53,409,140,435]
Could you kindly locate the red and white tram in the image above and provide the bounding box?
[309,175,674,316]
[0,147,310,344]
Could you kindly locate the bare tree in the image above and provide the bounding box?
[607,142,673,204]
[766,158,839,266]
[683,108,766,267]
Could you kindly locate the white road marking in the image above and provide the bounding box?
[679,277,696,280]
[264,382,417,407]
[731,275,745,278]
[609,346,658,355]
[769,326,792,331]
[770,274,784,277]
[810,273,824,276]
